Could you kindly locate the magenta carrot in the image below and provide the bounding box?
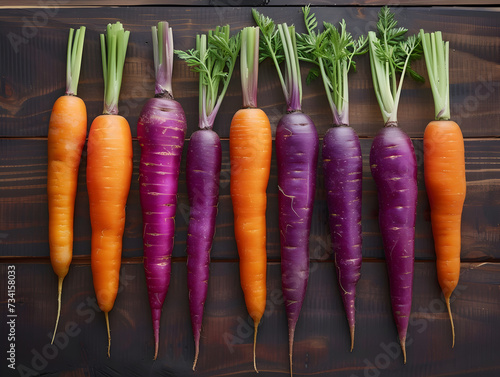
[176,26,240,370]
[254,9,319,376]
[368,6,424,363]
[137,22,187,360]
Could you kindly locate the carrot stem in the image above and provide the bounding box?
[51,276,64,344]
[65,26,86,96]
[175,25,240,130]
[420,29,450,120]
[105,311,111,358]
[152,21,174,97]
[100,22,130,115]
[240,26,259,108]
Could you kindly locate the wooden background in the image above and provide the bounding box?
[1,1,499,376]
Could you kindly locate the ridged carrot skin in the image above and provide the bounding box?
[322,125,362,349]
[186,128,222,367]
[87,114,133,314]
[424,120,465,343]
[230,107,272,331]
[137,97,186,358]
[370,126,417,360]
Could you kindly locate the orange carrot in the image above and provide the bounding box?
[87,22,132,357]
[421,30,466,347]
[423,120,465,345]
[230,27,271,373]
[48,26,87,344]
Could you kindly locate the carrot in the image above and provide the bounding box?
[298,7,368,351]
[230,26,271,373]
[420,30,466,347]
[87,22,132,357]
[368,7,424,363]
[253,10,319,375]
[48,26,87,344]
[176,26,241,370]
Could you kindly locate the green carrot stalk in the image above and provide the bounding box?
[368,6,423,125]
[100,22,130,115]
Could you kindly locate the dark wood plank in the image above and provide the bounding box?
[1,138,499,261]
[0,1,498,7]
[0,7,498,138]
[1,261,499,376]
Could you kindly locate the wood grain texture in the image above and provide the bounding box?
[1,138,499,261]
[0,3,498,377]
[1,0,499,7]
[0,7,499,138]
[1,261,499,377]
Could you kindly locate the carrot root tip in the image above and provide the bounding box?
[105,311,111,358]
[349,325,355,352]
[445,296,455,348]
[192,341,199,371]
[51,277,64,345]
[401,337,407,364]
[289,328,295,377]
[253,321,259,373]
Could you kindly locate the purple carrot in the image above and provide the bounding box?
[137,22,187,360]
[176,26,240,370]
[186,128,221,369]
[276,111,318,367]
[368,7,423,363]
[298,6,368,350]
[254,10,318,376]
[323,127,362,349]
[370,126,417,360]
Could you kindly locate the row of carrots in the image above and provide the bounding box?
[47,7,466,374]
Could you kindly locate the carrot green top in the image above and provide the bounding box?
[100,22,130,115]
[152,21,174,98]
[176,25,241,130]
[297,6,367,126]
[368,6,423,125]
[253,9,302,113]
[420,30,450,121]
[240,27,260,109]
[65,26,86,96]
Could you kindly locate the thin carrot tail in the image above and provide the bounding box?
[105,311,111,358]
[51,277,64,344]
[192,339,199,371]
[253,321,259,373]
[445,294,455,348]
[349,324,355,352]
[153,326,159,361]
[289,327,295,377]
[400,336,406,364]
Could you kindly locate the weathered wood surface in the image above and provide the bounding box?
[0,7,499,138]
[1,138,499,261]
[1,0,499,7]
[0,2,499,377]
[1,262,499,377]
